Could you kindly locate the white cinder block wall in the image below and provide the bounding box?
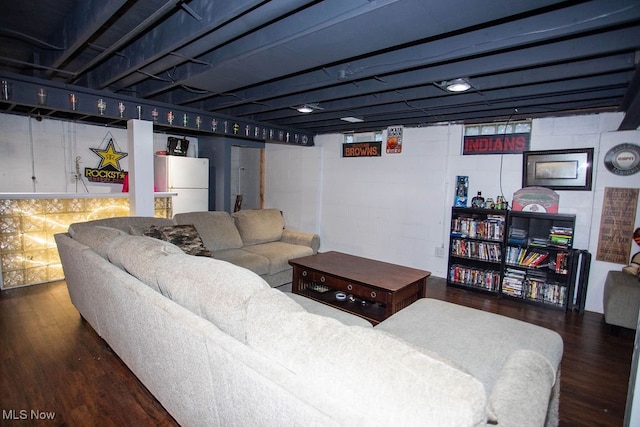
[0,112,637,313]
[265,112,640,313]
[0,114,197,194]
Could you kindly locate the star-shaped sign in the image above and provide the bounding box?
[91,139,128,170]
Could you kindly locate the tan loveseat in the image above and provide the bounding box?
[71,209,319,287]
[55,217,563,426]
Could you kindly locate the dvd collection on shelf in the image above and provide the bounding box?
[549,226,573,248]
[501,268,567,306]
[450,238,502,262]
[501,268,527,297]
[448,264,501,292]
[505,247,549,267]
[507,227,527,245]
[451,215,505,241]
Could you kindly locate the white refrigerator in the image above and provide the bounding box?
[154,155,209,215]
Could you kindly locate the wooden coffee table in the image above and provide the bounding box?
[289,251,431,325]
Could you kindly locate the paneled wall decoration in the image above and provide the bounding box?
[0,194,172,289]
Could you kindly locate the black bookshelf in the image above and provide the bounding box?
[502,210,577,310]
[447,208,583,311]
[447,207,507,295]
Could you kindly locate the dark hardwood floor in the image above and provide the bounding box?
[0,278,634,426]
[0,281,179,427]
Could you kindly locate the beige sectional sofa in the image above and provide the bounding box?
[71,209,319,287]
[55,215,563,426]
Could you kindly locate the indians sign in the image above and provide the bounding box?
[463,133,531,155]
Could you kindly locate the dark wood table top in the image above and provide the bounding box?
[289,251,431,291]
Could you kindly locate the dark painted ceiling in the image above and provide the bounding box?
[0,0,639,137]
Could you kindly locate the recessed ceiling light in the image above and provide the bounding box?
[340,116,364,123]
[295,103,323,113]
[435,78,473,93]
[297,105,314,113]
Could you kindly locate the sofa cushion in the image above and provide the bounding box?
[213,248,269,276]
[251,287,306,316]
[246,290,488,425]
[144,224,213,257]
[174,211,243,251]
[106,235,184,292]
[242,241,314,274]
[155,255,270,342]
[232,209,284,245]
[68,225,128,258]
[128,224,149,236]
[244,242,313,274]
[71,216,176,233]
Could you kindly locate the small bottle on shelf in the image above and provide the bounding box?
[471,191,485,208]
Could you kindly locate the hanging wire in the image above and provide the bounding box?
[498,108,518,200]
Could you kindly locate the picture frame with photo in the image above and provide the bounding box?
[522,148,594,191]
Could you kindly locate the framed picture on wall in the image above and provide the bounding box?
[522,148,594,191]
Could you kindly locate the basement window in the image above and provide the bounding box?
[344,132,382,144]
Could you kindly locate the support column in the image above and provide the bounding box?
[127,119,154,216]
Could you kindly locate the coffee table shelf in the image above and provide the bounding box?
[296,282,390,324]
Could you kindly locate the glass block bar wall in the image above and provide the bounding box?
[0,195,172,290]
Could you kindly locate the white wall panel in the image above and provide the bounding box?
[0,114,197,195]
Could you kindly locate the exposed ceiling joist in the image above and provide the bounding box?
[46,0,129,75]
[0,0,638,136]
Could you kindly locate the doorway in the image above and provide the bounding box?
[230,145,263,211]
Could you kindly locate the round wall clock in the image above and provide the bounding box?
[604,143,640,176]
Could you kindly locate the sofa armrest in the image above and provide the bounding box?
[281,229,320,253]
[489,349,557,426]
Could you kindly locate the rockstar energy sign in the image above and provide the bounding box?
[86,133,128,184]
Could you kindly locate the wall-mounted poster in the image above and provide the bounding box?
[86,132,128,184]
[386,126,403,154]
[596,187,639,264]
